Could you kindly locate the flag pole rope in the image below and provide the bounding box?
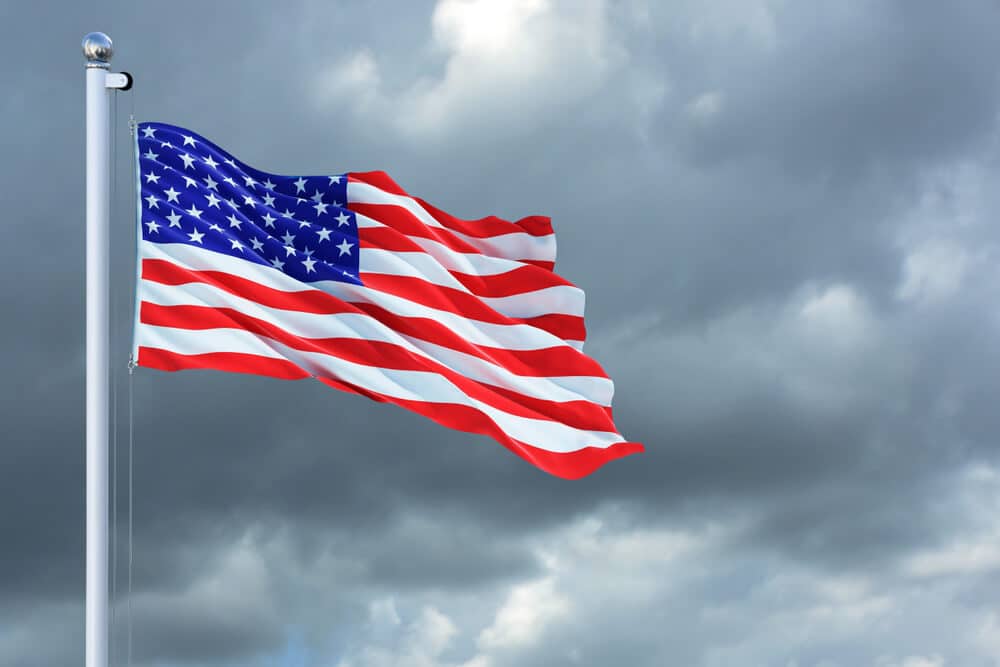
[127,356,134,667]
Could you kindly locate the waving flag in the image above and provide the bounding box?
[132,122,642,478]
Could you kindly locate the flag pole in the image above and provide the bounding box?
[83,32,131,667]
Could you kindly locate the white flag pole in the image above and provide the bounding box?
[83,32,131,667]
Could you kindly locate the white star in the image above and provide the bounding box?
[205,192,222,208]
[261,213,276,228]
[144,172,160,184]
[335,212,351,227]
[336,239,354,256]
[164,187,180,203]
[227,214,243,229]
[328,175,341,185]
[341,270,356,279]
[179,153,195,169]
[281,208,295,218]
[297,219,312,229]
[144,219,160,234]
[160,141,173,149]
[316,227,332,242]
[182,135,196,147]
[293,177,308,193]
[208,223,224,233]
[263,178,276,189]
[182,175,198,188]
[302,246,314,257]
[296,197,306,204]
[243,195,256,208]
[204,155,219,169]
[188,229,205,244]
[141,127,156,138]
[144,194,159,209]
[243,175,257,189]
[143,148,158,161]
[262,193,275,207]
[186,204,203,219]
[284,244,297,257]
[224,158,237,169]
[302,257,317,273]
[223,176,237,187]
[281,231,296,245]
[166,211,182,228]
[313,201,329,216]
[226,198,239,210]
[311,190,324,203]
[250,237,265,251]
[230,239,244,252]
[203,175,218,191]
[270,257,285,270]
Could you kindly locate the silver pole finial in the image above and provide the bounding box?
[82,32,113,68]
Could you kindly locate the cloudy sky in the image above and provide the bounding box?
[4,0,1000,665]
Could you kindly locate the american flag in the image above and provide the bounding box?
[132,122,642,478]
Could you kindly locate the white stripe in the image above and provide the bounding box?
[139,278,613,406]
[138,325,623,454]
[361,248,585,320]
[348,181,556,265]
[142,241,583,352]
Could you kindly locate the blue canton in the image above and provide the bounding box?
[136,122,361,285]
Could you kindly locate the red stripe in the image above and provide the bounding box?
[360,227,572,295]
[447,264,573,298]
[141,259,609,378]
[356,215,555,272]
[514,439,644,480]
[349,171,553,238]
[350,302,600,376]
[351,202,491,256]
[346,389,642,480]
[138,346,642,479]
[360,225,453,254]
[359,273,585,342]
[143,259,356,315]
[139,346,310,379]
[520,258,556,272]
[417,199,552,239]
[355,201,558,273]
[348,171,410,197]
[145,257,583,343]
[141,303,612,430]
